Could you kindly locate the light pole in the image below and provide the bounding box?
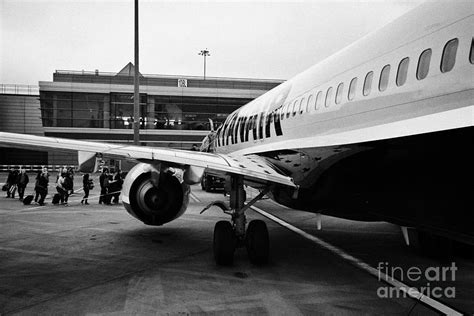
[133,0,140,145]
[199,49,210,80]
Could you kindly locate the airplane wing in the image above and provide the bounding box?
[0,132,295,188]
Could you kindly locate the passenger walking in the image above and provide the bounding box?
[63,172,73,205]
[110,169,123,204]
[34,167,49,206]
[81,173,93,205]
[104,169,113,205]
[5,170,13,198]
[17,168,29,201]
[7,168,19,199]
[34,170,41,202]
[67,167,75,194]
[99,168,109,204]
[56,172,68,205]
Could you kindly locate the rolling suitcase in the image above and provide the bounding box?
[52,193,61,205]
[23,195,34,205]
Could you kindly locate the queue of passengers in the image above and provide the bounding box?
[2,166,123,206]
[98,168,123,205]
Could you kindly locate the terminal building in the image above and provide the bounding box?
[0,63,283,167]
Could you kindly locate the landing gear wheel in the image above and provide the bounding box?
[246,220,269,265]
[213,221,235,265]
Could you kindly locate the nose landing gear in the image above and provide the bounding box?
[205,175,271,265]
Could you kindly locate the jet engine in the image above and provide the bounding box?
[122,163,190,226]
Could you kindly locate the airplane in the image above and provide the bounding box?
[1,1,473,265]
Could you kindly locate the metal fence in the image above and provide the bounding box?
[0,165,76,172]
[0,84,39,96]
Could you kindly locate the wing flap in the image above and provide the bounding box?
[0,132,295,187]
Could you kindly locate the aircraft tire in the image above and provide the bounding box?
[213,221,235,265]
[246,220,269,265]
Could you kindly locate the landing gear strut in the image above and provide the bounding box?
[209,175,270,265]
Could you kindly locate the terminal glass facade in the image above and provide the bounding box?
[40,92,252,130]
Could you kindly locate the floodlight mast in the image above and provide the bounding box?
[199,49,210,80]
[133,0,140,145]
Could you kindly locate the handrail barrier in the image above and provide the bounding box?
[0,165,77,172]
[0,84,39,95]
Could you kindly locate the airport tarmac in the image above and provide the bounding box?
[0,175,472,315]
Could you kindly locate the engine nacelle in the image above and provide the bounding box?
[122,163,190,226]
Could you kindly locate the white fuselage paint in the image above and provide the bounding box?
[212,2,473,157]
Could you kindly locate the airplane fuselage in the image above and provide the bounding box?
[209,2,474,244]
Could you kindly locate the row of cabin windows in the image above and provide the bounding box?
[216,108,284,147]
[217,37,474,147]
[279,37,469,120]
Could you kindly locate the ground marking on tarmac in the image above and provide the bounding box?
[250,205,464,316]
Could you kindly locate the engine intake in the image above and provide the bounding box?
[122,163,190,225]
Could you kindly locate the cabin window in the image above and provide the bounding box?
[274,111,282,136]
[227,117,233,145]
[470,38,474,64]
[417,49,432,80]
[230,116,238,144]
[363,71,373,96]
[258,113,264,139]
[397,57,409,86]
[292,100,298,116]
[348,77,357,100]
[306,94,313,112]
[265,112,272,138]
[234,117,241,143]
[441,38,458,73]
[280,103,286,120]
[240,117,247,142]
[252,114,258,140]
[335,83,344,104]
[299,97,305,114]
[222,119,230,146]
[325,87,333,108]
[286,102,291,119]
[244,116,251,142]
[217,127,221,147]
[379,65,390,91]
[315,91,322,110]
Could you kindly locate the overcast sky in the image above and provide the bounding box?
[1,0,425,85]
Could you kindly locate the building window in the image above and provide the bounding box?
[348,77,357,100]
[363,71,373,96]
[306,94,313,112]
[315,91,322,110]
[417,49,432,80]
[441,38,458,73]
[335,83,344,104]
[379,65,390,91]
[325,87,333,108]
[396,58,409,86]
